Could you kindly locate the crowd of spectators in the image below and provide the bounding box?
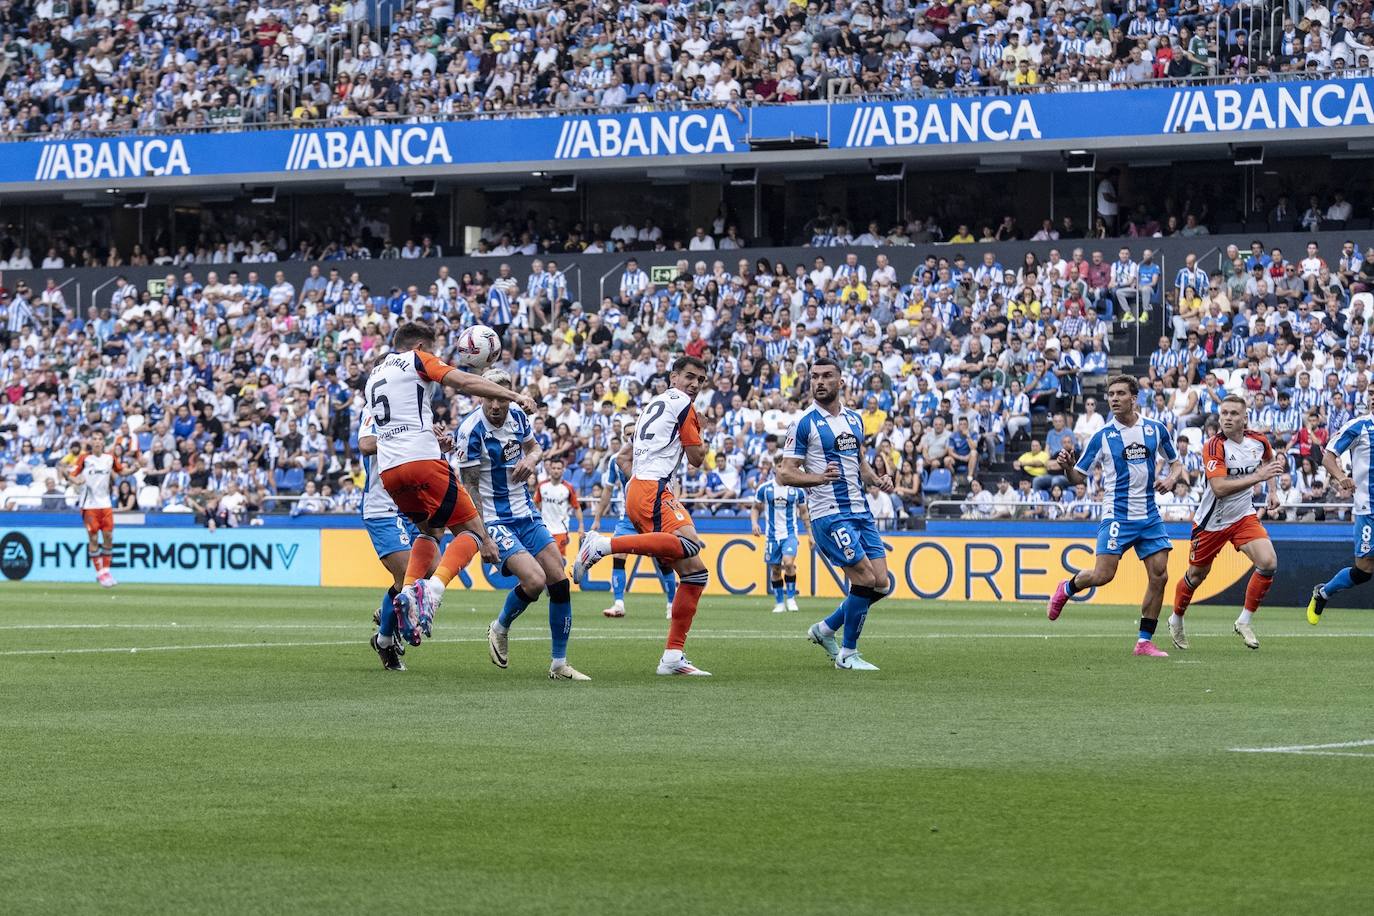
[0,229,1366,527]
[0,0,1367,138]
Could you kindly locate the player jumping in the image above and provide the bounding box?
[777,358,894,671]
[370,322,535,659]
[573,356,712,676]
[457,369,589,681]
[1307,410,1374,624]
[534,456,580,560]
[591,422,678,620]
[751,462,807,613]
[67,433,125,587]
[1169,395,1285,651]
[1046,374,1182,657]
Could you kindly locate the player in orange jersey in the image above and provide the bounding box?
[66,433,125,587]
[1169,394,1287,651]
[368,322,536,658]
[573,356,713,675]
[534,456,580,559]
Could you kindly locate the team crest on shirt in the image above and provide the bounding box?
[834,432,859,453]
[502,440,522,463]
[1123,443,1149,461]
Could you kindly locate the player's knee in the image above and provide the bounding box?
[524,569,547,594]
[1351,566,1373,585]
[1253,567,1276,579]
[612,556,626,571]
[852,583,887,604]
[679,568,709,587]
[547,578,571,602]
[676,534,702,558]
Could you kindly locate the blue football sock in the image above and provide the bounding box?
[784,575,797,599]
[823,604,846,633]
[1323,567,1357,597]
[378,587,398,638]
[550,596,571,660]
[840,592,873,650]
[611,565,627,602]
[498,585,535,628]
[656,562,677,603]
[772,582,785,604]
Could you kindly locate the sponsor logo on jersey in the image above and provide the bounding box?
[1123,442,1149,461]
[1206,459,1219,472]
[834,432,860,453]
[501,440,522,463]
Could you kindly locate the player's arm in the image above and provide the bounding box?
[776,455,839,488]
[1207,444,1286,497]
[614,438,634,479]
[510,436,541,484]
[858,452,895,492]
[358,435,377,456]
[680,405,706,468]
[749,491,763,536]
[590,479,612,530]
[1323,446,1357,497]
[567,485,581,533]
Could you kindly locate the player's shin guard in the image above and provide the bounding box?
[498,585,538,629]
[784,574,798,599]
[87,546,100,572]
[548,579,572,661]
[1173,571,1199,617]
[1244,568,1275,613]
[666,570,708,650]
[837,585,885,650]
[378,588,399,640]
[611,557,627,602]
[1322,565,1372,597]
[771,577,785,604]
[435,532,479,585]
[610,532,698,560]
[404,535,439,586]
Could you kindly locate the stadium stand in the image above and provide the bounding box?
[0,0,1365,136]
[0,230,1365,528]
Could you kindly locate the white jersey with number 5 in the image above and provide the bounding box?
[631,387,702,481]
[366,348,455,473]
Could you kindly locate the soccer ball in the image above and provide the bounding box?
[455,325,501,369]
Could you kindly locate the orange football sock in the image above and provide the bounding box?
[435,532,479,586]
[1173,573,1196,617]
[665,582,704,650]
[404,536,439,586]
[1244,570,1273,614]
[610,532,686,559]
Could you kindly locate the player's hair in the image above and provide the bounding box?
[1106,373,1139,394]
[393,321,436,351]
[482,368,513,389]
[811,357,842,372]
[671,355,707,374]
[1220,394,1248,408]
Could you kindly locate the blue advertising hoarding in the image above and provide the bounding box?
[5,78,1373,187]
[0,526,320,586]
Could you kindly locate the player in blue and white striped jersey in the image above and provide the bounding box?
[778,358,894,671]
[1046,374,1183,657]
[751,468,808,613]
[454,369,589,681]
[482,281,513,340]
[359,406,440,671]
[589,423,678,620]
[1307,412,1374,624]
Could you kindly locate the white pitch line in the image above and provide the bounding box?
[1228,739,1374,755]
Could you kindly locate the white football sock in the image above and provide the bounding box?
[1236,609,1254,625]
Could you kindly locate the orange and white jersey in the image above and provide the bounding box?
[366,349,455,473]
[630,387,701,481]
[535,478,580,534]
[1194,430,1272,532]
[73,453,122,510]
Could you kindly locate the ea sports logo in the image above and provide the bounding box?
[0,532,33,580]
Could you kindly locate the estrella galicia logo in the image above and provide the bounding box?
[502,440,523,463]
[834,432,860,453]
[0,531,34,580]
[1123,442,1149,461]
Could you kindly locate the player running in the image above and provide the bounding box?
[66,433,125,587]
[778,358,894,671]
[457,370,588,681]
[590,422,678,620]
[750,462,807,613]
[1046,374,1183,657]
[534,457,580,559]
[573,356,713,676]
[1307,410,1374,624]
[371,322,535,655]
[359,407,444,671]
[1168,395,1285,651]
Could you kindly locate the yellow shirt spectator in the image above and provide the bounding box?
[1016,446,1051,478]
[861,404,888,437]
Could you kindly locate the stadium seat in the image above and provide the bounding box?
[923,469,953,496]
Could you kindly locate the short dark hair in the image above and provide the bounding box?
[811,357,842,372]
[1106,373,1139,394]
[671,356,707,374]
[393,321,436,351]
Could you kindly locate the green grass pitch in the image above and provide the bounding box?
[2,583,1372,915]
